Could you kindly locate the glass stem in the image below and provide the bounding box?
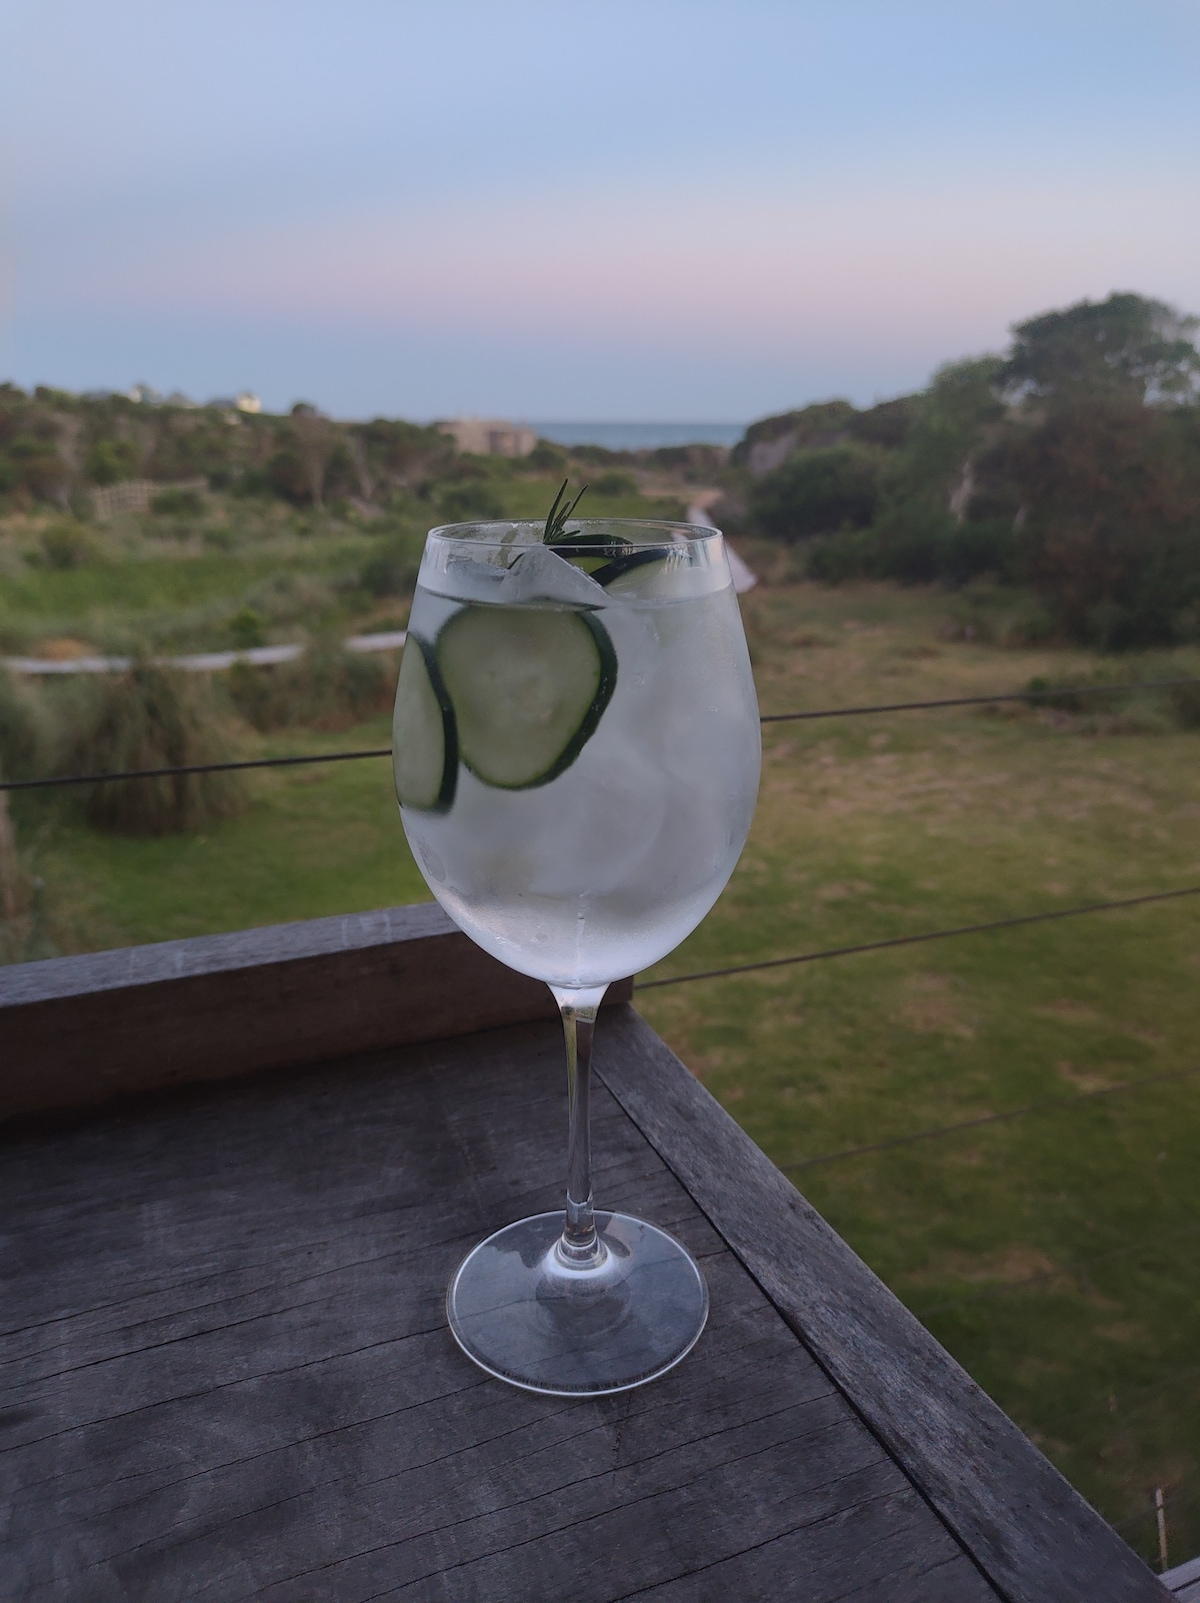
[550,983,609,1267]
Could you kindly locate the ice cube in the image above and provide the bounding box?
[497,543,608,607]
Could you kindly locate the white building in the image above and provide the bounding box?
[438,418,537,457]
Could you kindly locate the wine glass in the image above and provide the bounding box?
[392,517,760,1395]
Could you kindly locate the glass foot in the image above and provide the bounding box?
[447,1211,709,1396]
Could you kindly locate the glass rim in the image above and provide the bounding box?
[426,517,723,550]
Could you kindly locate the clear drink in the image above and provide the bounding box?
[395,523,760,985]
[391,518,760,1396]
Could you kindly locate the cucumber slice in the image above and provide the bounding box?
[590,548,670,589]
[436,604,617,789]
[392,634,458,813]
[547,531,632,577]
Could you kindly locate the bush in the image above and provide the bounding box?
[202,524,239,550]
[750,446,881,541]
[85,439,138,485]
[1170,681,1200,727]
[437,482,505,521]
[805,514,1014,587]
[873,512,1013,586]
[61,664,247,835]
[591,471,638,497]
[227,644,394,732]
[0,669,46,781]
[228,606,266,650]
[1023,669,1200,732]
[805,528,879,583]
[1001,399,1200,648]
[40,521,99,570]
[231,467,275,499]
[527,441,568,471]
[569,444,618,467]
[151,487,205,515]
[361,537,421,598]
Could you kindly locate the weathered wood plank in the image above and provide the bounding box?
[0,1019,994,1603]
[1164,1555,1200,1598]
[0,904,630,1122]
[592,1004,1168,1603]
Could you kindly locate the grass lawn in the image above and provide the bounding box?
[8,575,1200,1569]
[12,715,430,952]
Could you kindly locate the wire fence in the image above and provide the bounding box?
[3,674,1199,791]
[0,748,392,792]
[635,886,1200,992]
[780,1060,1200,1173]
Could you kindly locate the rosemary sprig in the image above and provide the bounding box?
[543,478,588,543]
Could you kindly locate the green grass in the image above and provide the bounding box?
[6,574,1200,1569]
[13,716,431,950]
[635,580,1200,1569]
[0,476,684,655]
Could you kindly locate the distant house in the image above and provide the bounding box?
[437,418,537,458]
[235,392,262,414]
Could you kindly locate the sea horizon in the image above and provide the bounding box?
[529,422,746,451]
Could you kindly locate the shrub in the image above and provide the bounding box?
[85,438,138,485]
[228,606,266,650]
[1170,681,1200,727]
[40,521,99,570]
[151,487,205,515]
[591,471,638,497]
[437,482,505,521]
[202,524,238,550]
[361,537,421,598]
[0,669,46,781]
[569,444,618,467]
[227,644,394,732]
[527,441,568,471]
[750,446,881,542]
[872,511,1013,586]
[1001,398,1200,647]
[61,664,246,835]
[805,528,879,583]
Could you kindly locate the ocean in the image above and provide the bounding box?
[530,422,746,451]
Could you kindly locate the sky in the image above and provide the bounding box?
[2,0,1199,422]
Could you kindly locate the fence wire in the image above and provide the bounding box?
[636,885,1200,992]
[781,1062,1200,1173]
[3,675,1198,792]
[0,747,393,792]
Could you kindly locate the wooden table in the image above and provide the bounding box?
[0,906,1171,1601]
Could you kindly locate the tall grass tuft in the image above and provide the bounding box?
[0,668,46,781]
[227,644,394,732]
[63,663,247,835]
[0,670,53,958]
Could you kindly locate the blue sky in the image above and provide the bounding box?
[3,0,1198,420]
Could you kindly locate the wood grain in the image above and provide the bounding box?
[0,903,631,1122]
[1164,1556,1200,1599]
[592,1004,1169,1603]
[0,1018,995,1603]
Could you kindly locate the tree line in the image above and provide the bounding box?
[0,388,456,512]
[725,292,1200,648]
[4,290,1199,649]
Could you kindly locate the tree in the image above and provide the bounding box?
[85,438,139,485]
[1003,397,1200,646]
[287,403,334,507]
[1003,292,1200,406]
[749,445,881,541]
[732,400,857,472]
